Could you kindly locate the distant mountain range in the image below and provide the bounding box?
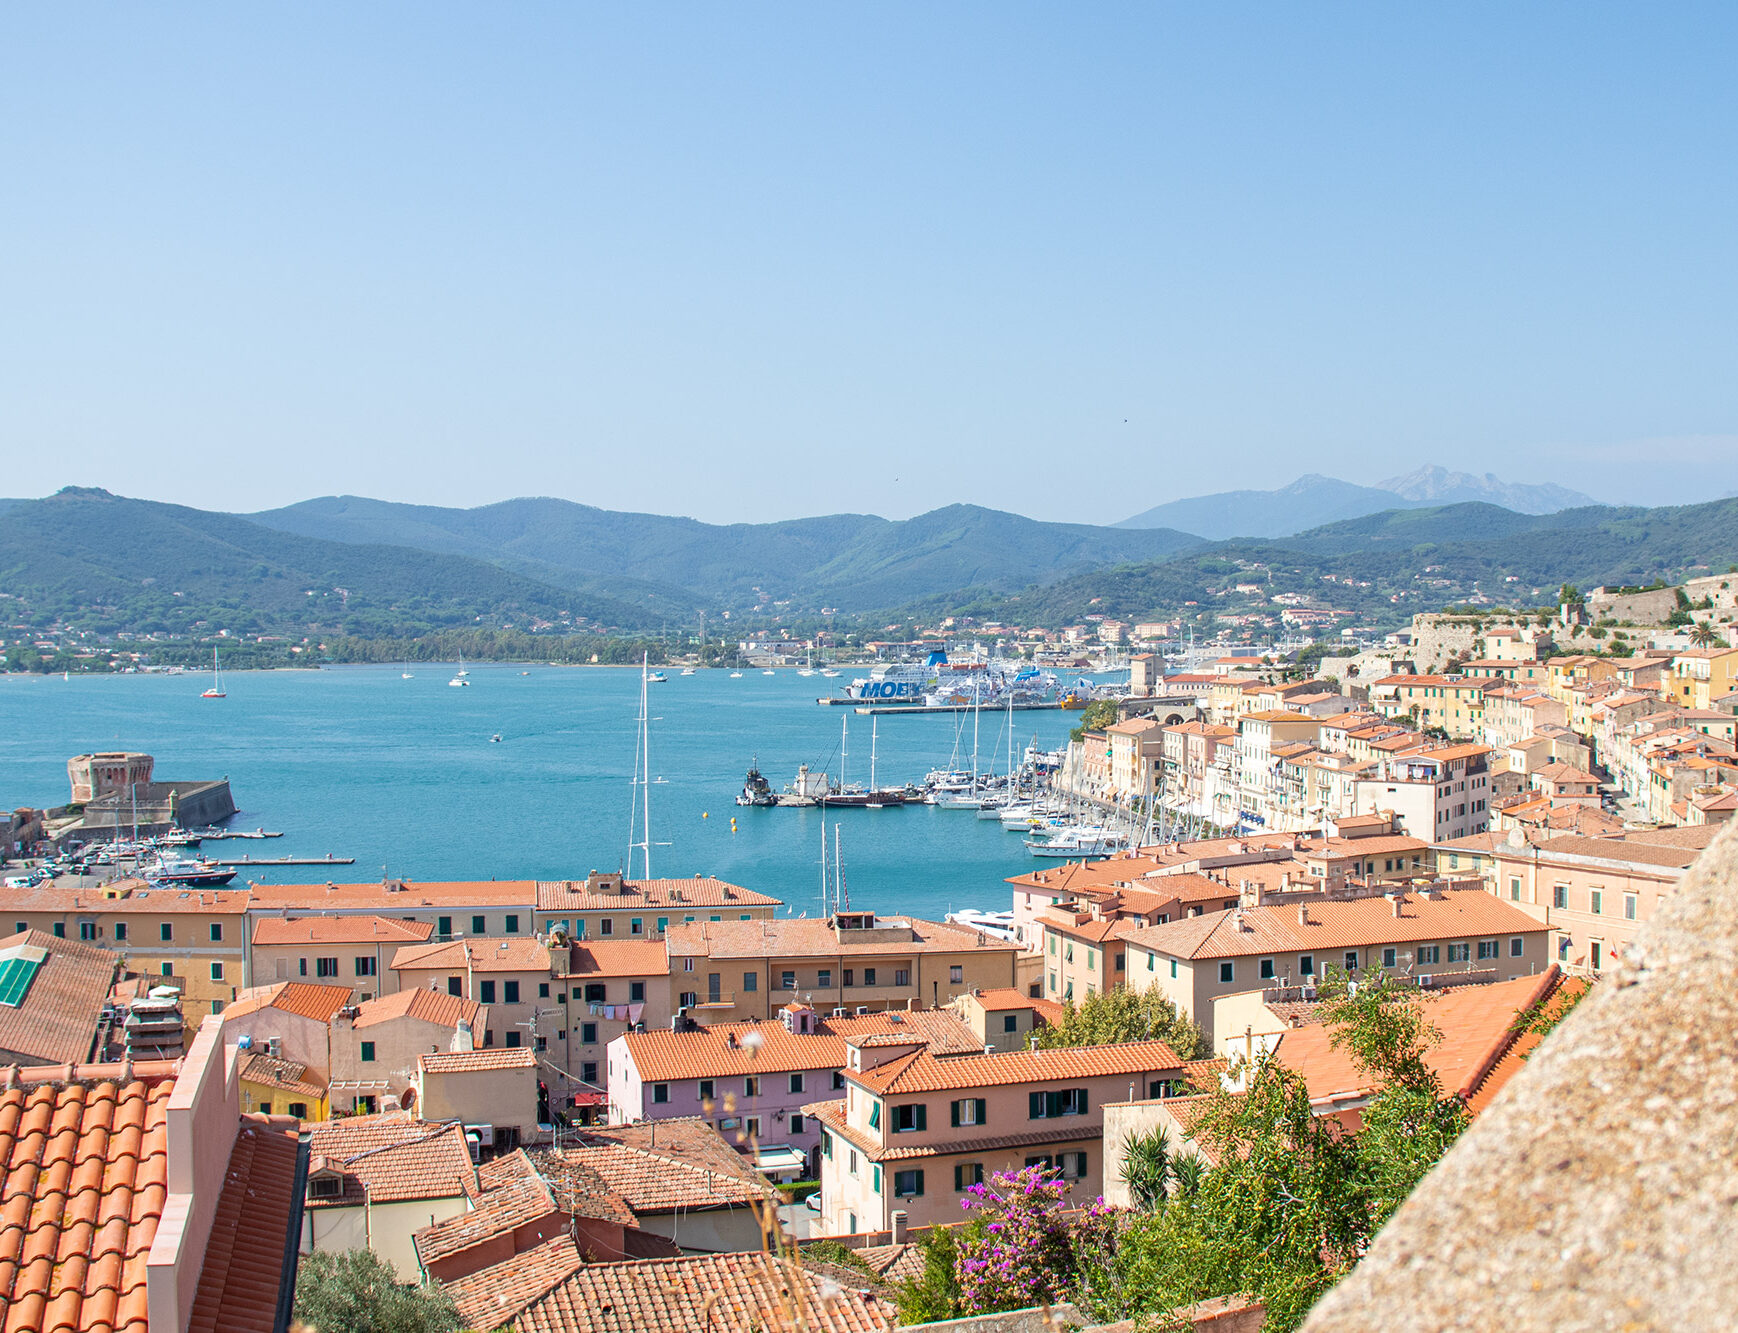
[1116,467,1598,540]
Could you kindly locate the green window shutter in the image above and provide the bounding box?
[1029,1091,1044,1119]
[975,1099,987,1125]
[1077,1088,1088,1114]
[950,1101,960,1128]
[869,1102,880,1129]
[914,1169,924,1196]
[915,1104,927,1131]
[873,1165,882,1193]
[954,1163,967,1190]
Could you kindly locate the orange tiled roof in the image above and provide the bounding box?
[964,988,1065,1023]
[414,1174,562,1265]
[663,916,1018,960]
[621,1010,976,1083]
[420,1047,538,1074]
[185,1116,303,1333]
[238,1052,327,1100]
[0,1068,176,1333]
[516,1251,893,1333]
[350,987,482,1030]
[847,1039,1184,1096]
[1464,975,1587,1116]
[567,941,670,978]
[222,982,354,1024]
[441,1234,587,1331]
[0,930,118,1066]
[0,883,252,916]
[305,1114,477,1206]
[248,879,537,909]
[1126,888,1545,961]
[535,878,782,913]
[250,915,433,946]
[551,1119,774,1213]
[391,938,552,973]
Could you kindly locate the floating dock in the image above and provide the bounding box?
[214,853,355,866]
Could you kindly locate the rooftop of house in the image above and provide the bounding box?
[221,981,355,1026]
[958,988,1066,1023]
[247,879,537,909]
[185,1116,305,1333]
[0,882,253,915]
[250,915,434,946]
[514,1251,893,1333]
[566,940,671,978]
[413,1168,563,1267]
[620,1009,979,1083]
[541,1119,774,1214]
[419,1047,537,1075]
[348,986,483,1031]
[535,875,781,913]
[304,1113,477,1207]
[1126,888,1545,961]
[238,1052,327,1101]
[662,915,1020,960]
[847,1038,1185,1097]
[440,1234,588,1332]
[0,930,117,1066]
[1531,761,1599,783]
[390,937,552,973]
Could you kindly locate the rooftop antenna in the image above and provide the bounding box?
[627,652,653,878]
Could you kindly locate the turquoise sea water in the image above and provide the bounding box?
[0,665,1095,921]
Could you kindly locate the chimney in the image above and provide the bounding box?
[891,1210,909,1244]
[1297,904,1310,926]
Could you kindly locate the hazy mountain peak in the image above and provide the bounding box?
[1374,465,1596,513]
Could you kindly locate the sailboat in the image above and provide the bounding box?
[401,662,414,679]
[201,648,226,699]
[449,652,469,687]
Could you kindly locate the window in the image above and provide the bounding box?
[1510,937,1524,957]
[360,1041,376,1062]
[1029,1089,1088,1119]
[843,969,855,987]
[869,1100,882,1129]
[309,1176,342,1199]
[872,1164,882,1193]
[601,918,614,936]
[1169,958,1178,979]
[161,962,173,977]
[631,981,647,1002]
[1049,935,1057,955]
[1553,885,1568,909]
[209,962,223,981]
[1417,945,1440,965]
[818,969,832,988]
[1624,894,1638,921]
[114,922,127,941]
[582,1062,598,1084]
[790,1113,805,1134]
[581,1023,597,1044]
[1590,890,1603,916]
[539,982,549,998]
[864,968,877,986]
[79,922,96,941]
[315,957,339,978]
[1146,952,1155,972]
[1591,940,1604,970]
[744,1115,760,1136]
[1344,950,1359,972]
[504,981,520,1003]
[745,1076,760,1097]
[447,976,463,996]
[630,918,643,935]
[1218,961,1234,983]
[438,915,452,937]
[209,923,223,942]
[679,991,697,1008]
[955,1163,984,1190]
[1066,943,1074,963]
[1115,952,1125,972]
[894,968,910,987]
[653,1084,670,1104]
[1510,877,1522,902]
[1381,947,1396,968]
[699,1078,715,1101]
[288,1102,307,1119]
[892,1103,927,1132]
[160,922,173,942]
[584,983,606,1002]
[780,970,796,990]
[1259,958,1275,980]
[949,964,963,983]
[1299,955,1315,977]
[1477,940,1498,960]
[849,1150,858,1177]
[656,917,668,933]
[1003,1014,1018,1033]
[505,1031,521,1047]
[1447,943,1470,963]
[788,1072,806,1094]
[472,915,486,935]
[893,1169,925,1198]
[480,980,497,1004]
[741,914,751,921]
[832,1071,845,1089]
[951,1098,986,1127]
[682,958,694,973]
[1087,948,1096,970]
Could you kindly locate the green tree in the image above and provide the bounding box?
[1689,622,1719,648]
[293,1249,461,1333]
[894,1223,964,1323]
[1120,1124,1174,1210]
[1029,986,1210,1061]
[1069,698,1121,743]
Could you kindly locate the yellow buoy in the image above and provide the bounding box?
[702,812,709,819]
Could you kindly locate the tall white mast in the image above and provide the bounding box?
[820,819,829,916]
[971,679,982,793]
[628,652,653,878]
[841,714,849,791]
[870,717,878,793]
[834,824,846,911]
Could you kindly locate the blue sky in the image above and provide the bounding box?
[3,4,1734,523]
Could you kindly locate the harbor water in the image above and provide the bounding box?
[0,665,1099,921]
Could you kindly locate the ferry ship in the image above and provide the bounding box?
[841,651,1058,706]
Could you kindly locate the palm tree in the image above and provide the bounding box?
[1171,1153,1206,1199]
[1121,1125,1173,1210]
[1689,622,1720,649]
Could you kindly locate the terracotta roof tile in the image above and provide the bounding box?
[350,987,482,1030]
[391,938,552,973]
[419,1047,537,1074]
[250,915,434,946]
[846,1039,1186,1096]
[526,1151,640,1228]
[515,1251,893,1333]
[440,1233,586,1330]
[0,931,117,1066]
[620,1010,978,1083]
[185,1116,303,1333]
[0,1069,176,1333]
[664,917,1019,961]
[539,1120,774,1214]
[566,941,670,978]
[805,1099,1115,1164]
[222,982,354,1024]
[536,877,782,912]
[248,880,537,910]
[305,1115,477,1206]
[238,1052,327,1101]
[414,1175,561,1265]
